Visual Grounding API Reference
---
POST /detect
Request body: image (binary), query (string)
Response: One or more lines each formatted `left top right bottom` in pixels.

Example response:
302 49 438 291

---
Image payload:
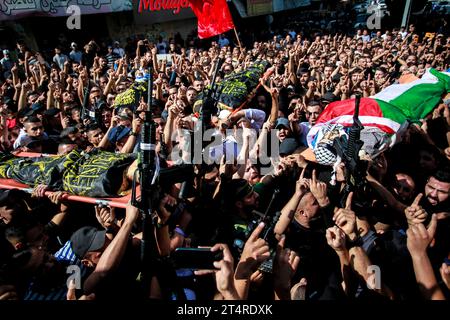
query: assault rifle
332 93 369 213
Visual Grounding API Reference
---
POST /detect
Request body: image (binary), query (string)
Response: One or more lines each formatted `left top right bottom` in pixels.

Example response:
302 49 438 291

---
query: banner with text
0 0 133 21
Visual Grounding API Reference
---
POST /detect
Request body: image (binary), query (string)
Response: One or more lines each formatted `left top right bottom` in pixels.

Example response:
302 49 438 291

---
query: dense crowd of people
0 21 449 301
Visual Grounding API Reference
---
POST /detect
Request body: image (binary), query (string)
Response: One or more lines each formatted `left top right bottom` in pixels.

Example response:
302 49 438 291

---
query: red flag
189 0 235 39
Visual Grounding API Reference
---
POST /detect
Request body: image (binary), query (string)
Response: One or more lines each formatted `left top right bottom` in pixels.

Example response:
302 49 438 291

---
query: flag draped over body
308 68 450 165
189 0 235 39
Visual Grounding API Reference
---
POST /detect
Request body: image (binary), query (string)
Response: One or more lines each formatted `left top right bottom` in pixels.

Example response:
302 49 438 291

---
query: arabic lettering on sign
0 0 114 16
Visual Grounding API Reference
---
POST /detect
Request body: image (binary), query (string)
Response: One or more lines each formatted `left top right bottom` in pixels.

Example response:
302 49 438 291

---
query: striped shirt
23 241 89 300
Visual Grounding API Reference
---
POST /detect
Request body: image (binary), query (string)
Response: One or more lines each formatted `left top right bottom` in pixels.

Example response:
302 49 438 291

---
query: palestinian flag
307 68 450 150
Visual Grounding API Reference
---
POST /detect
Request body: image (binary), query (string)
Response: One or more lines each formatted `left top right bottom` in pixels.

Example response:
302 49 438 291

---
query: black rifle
81 85 90 122
200 58 224 133
234 189 281 274
332 93 369 211
131 67 190 300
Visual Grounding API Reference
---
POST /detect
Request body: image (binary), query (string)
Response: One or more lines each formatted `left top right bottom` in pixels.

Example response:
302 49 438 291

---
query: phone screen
172 248 223 270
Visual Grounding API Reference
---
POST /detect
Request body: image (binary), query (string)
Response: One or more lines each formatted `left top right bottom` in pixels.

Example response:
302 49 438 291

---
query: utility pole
401 0 412 27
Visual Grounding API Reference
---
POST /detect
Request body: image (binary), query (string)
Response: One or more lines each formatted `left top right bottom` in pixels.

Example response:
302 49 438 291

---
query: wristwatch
129 131 139 137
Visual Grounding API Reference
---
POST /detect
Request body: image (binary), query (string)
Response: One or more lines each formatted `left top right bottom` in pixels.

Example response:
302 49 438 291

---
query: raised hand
406 214 438 257
326 225 347 253
309 170 329 207
333 192 357 241
404 193 428 226
95 205 116 229
209 243 239 299
295 167 310 196
273 235 300 298
236 222 271 279
439 262 450 290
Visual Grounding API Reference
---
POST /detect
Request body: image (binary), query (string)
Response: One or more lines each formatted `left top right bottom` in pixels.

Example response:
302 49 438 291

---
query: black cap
31 103 45 113
44 108 61 117
279 137 299 156
70 226 107 259
17 107 31 118
321 92 338 104
226 178 254 202
0 189 27 206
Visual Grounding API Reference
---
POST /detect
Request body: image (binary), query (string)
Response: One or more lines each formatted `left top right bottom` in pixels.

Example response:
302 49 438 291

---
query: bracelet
174 226 186 237
346 235 363 249
105 226 117 235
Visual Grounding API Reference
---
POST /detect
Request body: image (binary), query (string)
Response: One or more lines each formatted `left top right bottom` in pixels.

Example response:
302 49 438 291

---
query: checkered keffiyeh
313 123 345 166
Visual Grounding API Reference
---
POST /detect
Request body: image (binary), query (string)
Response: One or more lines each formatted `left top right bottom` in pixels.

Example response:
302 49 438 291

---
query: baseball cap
3 49 9 55
31 103 45 113
24 138 42 149
44 108 61 117
321 92 338 104
70 42 77 48
226 178 254 202
279 137 299 156
0 189 26 206
275 117 290 129
70 226 107 259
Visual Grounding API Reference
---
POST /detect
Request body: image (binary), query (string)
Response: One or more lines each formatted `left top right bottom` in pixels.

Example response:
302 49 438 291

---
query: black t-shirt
92 239 142 300
285 219 339 299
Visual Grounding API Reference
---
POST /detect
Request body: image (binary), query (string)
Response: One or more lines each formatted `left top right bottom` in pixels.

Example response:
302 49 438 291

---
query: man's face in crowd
244 164 260 185
295 192 320 228
393 173 416 203
186 89 197 105
89 87 102 105
28 94 39 105
101 110 112 128
0 204 14 224
257 95 267 109
375 69 385 80
193 80 204 92
154 117 166 139
299 72 309 86
308 54 317 66
62 91 74 103
324 66 333 78
359 57 367 68
406 55 417 66
168 87 178 98
100 57 108 68
116 83 127 94
87 128 104 146
24 121 44 138
419 150 437 173
236 190 259 216
276 125 290 142
99 77 108 89
425 177 450 206
306 105 322 126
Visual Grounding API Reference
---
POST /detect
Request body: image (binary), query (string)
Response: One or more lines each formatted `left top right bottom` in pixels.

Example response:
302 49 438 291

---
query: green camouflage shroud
113 81 148 110
194 60 269 112
0 150 136 197
62 150 135 197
